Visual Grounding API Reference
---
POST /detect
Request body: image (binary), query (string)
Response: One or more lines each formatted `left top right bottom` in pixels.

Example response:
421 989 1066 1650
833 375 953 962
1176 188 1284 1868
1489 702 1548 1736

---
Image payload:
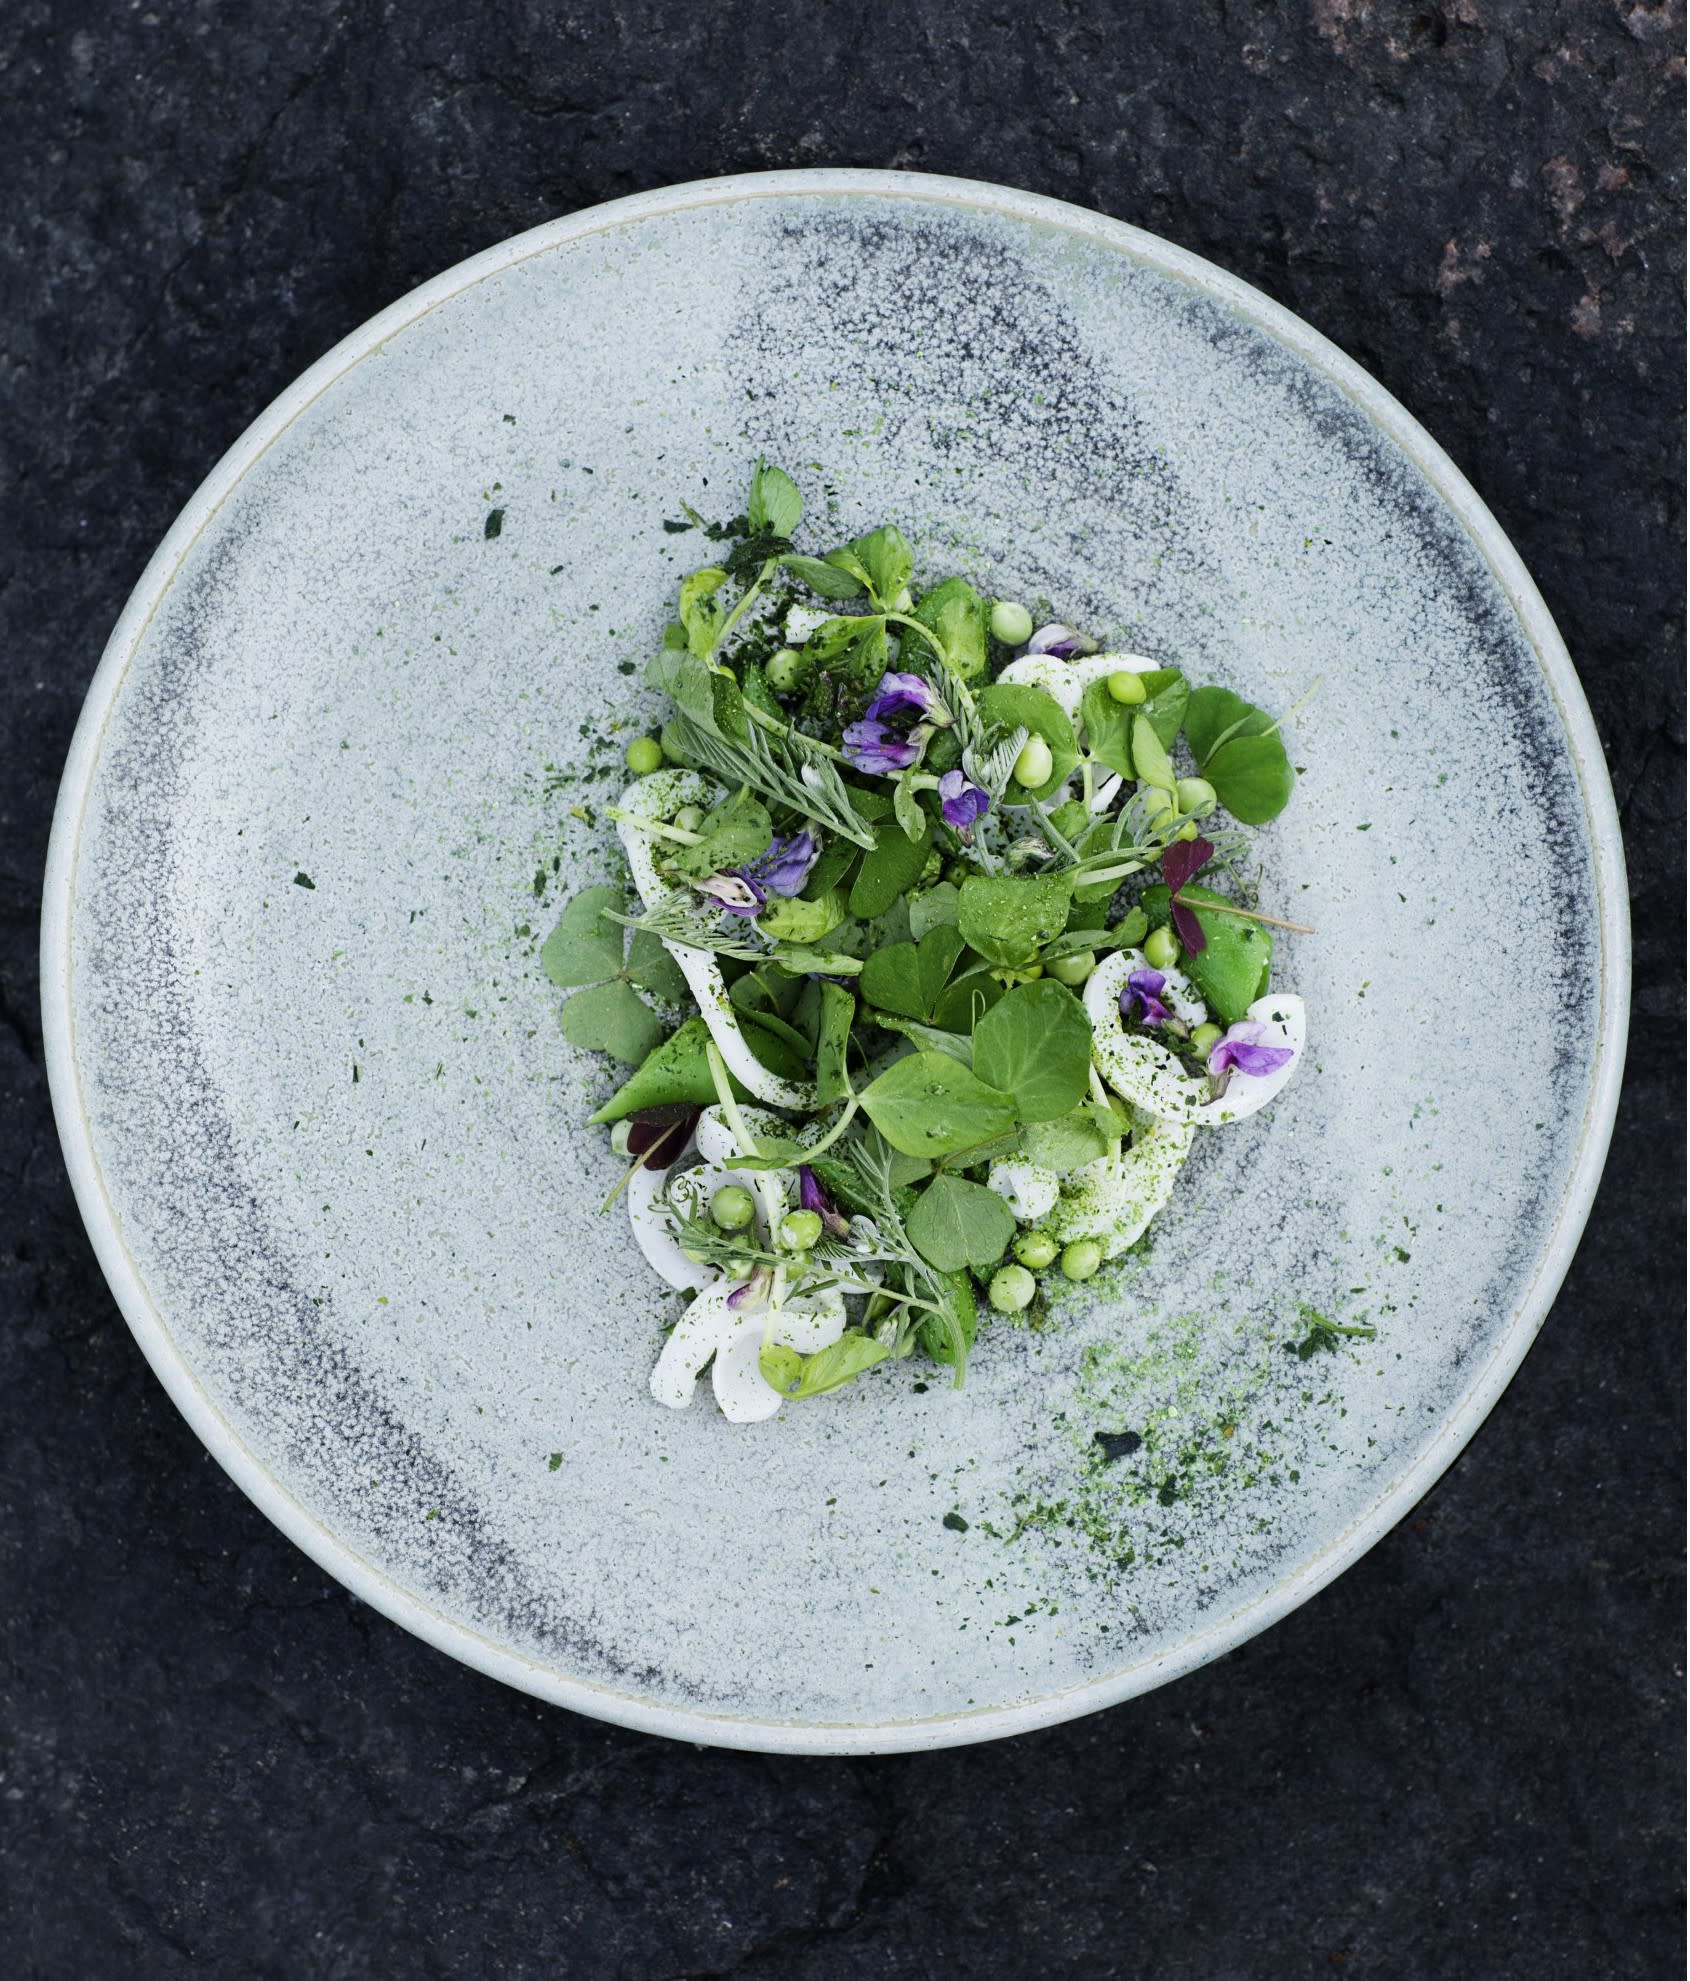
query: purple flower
843 672 950 776
1119 968 1173 1028
693 872 767 918
938 770 990 834
1207 1021 1294 1088
1028 622 1098 659
727 1266 773 1312
798 1165 849 1239
863 671 950 727
742 829 818 899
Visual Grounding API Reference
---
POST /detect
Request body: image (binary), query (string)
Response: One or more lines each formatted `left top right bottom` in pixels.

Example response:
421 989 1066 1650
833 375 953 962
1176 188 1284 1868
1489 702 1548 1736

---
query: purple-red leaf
1161 835 1215 956
626 1104 701 1170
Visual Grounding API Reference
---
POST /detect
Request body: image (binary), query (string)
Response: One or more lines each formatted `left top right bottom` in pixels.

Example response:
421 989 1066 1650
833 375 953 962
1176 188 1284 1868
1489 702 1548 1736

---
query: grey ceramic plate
43 171 1627 1753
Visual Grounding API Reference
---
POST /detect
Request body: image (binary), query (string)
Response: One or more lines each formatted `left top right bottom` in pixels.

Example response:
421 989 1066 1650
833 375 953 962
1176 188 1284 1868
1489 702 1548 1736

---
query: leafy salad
542 460 1310 1421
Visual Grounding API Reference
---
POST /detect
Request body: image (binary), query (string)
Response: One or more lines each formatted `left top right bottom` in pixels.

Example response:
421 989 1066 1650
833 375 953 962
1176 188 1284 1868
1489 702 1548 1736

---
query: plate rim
39 167 1631 1755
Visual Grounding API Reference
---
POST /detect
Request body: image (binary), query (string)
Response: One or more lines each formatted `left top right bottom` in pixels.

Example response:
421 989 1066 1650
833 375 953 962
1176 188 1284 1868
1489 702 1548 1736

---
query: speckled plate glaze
42 172 1628 1753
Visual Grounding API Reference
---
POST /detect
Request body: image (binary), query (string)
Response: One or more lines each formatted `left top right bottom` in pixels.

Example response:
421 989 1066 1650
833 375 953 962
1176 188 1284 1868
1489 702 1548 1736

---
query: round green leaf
858 1051 1017 1158
971 979 1094 1122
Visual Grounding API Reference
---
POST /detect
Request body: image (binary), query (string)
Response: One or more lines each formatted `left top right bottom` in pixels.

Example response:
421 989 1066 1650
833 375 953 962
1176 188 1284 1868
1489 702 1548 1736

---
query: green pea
1060 1239 1103 1283
1175 775 1216 817
1012 735 1054 788
1143 926 1181 972
1190 1022 1224 1058
1013 1230 1059 1270
944 861 972 886
625 736 664 776
1107 669 1148 705
779 1208 823 1252
673 805 705 834
1046 950 1095 986
1173 820 1200 842
989 600 1034 646
1140 786 1177 829
709 1185 756 1232
766 647 805 692
988 1264 1037 1314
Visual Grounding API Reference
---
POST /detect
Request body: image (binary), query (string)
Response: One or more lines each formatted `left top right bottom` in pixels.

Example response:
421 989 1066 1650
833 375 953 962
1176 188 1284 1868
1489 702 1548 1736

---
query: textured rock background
1 3 1682 1975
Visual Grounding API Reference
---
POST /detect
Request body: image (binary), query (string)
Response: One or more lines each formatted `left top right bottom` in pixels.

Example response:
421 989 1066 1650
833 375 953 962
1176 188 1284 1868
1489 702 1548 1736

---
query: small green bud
988 1264 1038 1313
989 600 1034 646
1046 950 1095 986
709 1185 756 1232
1060 1239 1103 1283
780 1209 823 1252
766 647 805 692
1013 1230 1059 1270
1012 736 1055 788
1143 926 1181 972
625 736 664 776
673 805 705 834
1175 775 1217 817
1107 669 1148 705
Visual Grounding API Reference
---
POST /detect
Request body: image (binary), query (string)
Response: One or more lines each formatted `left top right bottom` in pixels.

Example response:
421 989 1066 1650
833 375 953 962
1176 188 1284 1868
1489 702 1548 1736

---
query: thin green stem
1183 897 1315 935
744 700 848 762
604 808 703 845
705 1038 759 1157
713 560 774 650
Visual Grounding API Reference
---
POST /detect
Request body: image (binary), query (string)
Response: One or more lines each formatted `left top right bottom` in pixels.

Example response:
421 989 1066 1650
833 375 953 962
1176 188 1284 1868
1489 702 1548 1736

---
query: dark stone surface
1 2 1681 1974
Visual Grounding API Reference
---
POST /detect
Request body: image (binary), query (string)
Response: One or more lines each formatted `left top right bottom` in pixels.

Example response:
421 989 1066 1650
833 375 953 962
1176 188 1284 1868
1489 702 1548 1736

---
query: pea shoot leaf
971 979 1094 1121
860 924 967 1022
909 575 987 680
589 1016 754 1121
907 1173 1015 1272
841 525 913 609
929 963 1005 1033
956 870 1073 969
747 458 802 539
1183 686 1295 824
780 553 862 600
908 881 960 938
1020 1107 1117 1172
814 982 855 1105
762 1328 891 1398
859 1051 1017 1158
917 1270 979 1373
848 816 931 919
1131 713 1177 793
678 568 728 657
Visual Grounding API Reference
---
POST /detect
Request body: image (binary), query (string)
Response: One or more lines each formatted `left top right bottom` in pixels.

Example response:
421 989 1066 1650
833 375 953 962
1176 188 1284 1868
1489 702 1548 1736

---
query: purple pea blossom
1119 968 1174 1028
798 1165 849 1239
694 830 819 919
843 671 951 776
1027 623 1098 660
938 770 990 834
1206 1021 1294 1089
727 1265 773 1312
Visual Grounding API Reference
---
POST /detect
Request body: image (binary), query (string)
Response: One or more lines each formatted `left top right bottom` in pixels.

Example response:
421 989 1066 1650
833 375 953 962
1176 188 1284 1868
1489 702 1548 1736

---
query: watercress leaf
977 683 1080 800
785 1328 891 1397
740 657 783 721
558 980 666 1065
678 567 728 657
780 553 862 600
540 886 626 987
908 881 960 938
910 575 987 681
624 926 688 1002
930 964 1005 1033
747 458 802 539
814 982 855 1105
893 767 927 843
848 818 931 919
971 978 1093 1121
956 870 1074 969
1113 905 1150 948
859 1052 1017 1158
1020 1108 1115 1172
847 525 914 609
666 788 774 879
917 1269 978 1372
1204 733 1295 825
907 1173 1016 1273
759 890 847 946
801 612 874 663
1140 881 1274 1024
